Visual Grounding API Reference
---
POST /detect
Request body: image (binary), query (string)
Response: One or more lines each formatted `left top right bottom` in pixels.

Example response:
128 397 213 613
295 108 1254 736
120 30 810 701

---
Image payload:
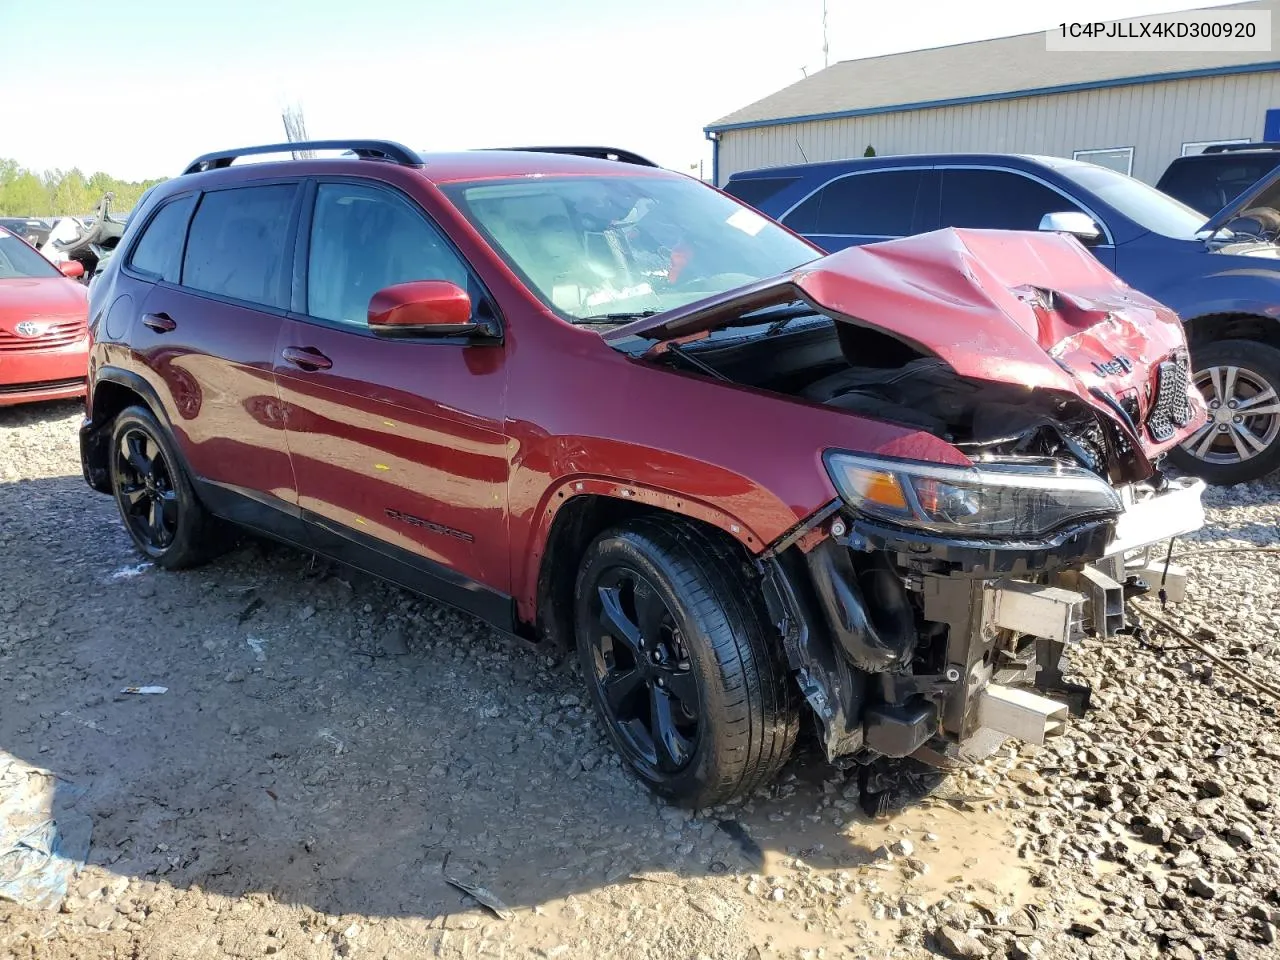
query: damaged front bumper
760 474 1205 767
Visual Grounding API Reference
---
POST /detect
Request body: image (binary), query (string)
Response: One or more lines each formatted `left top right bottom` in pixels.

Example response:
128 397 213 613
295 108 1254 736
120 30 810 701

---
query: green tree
863 145 876 157
0 172 50 216
0 158 168 217
87 171 114 197
51 168 89 216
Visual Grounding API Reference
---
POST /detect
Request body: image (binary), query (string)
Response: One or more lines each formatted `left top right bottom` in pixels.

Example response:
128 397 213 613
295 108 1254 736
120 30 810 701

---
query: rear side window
723 176 800 213
783 170 923 236
306 182 471 328
940 169 1083 231
181 185 297 308
128 195 195 282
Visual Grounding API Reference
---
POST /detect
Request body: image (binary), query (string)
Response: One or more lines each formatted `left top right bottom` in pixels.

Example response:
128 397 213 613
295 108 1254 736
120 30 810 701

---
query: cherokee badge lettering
384 508 474 542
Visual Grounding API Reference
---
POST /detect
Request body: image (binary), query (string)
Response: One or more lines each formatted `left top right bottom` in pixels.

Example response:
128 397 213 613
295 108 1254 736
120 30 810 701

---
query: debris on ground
443 876 514 920
0 753 92 911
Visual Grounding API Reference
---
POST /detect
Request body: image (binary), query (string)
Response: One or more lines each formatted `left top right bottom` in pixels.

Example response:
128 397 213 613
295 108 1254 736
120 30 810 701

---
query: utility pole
823 0 829 69
282 104 315 160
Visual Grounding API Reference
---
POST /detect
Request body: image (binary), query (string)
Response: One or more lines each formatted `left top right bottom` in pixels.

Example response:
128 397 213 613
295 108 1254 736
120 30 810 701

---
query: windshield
442 174 818 321
1055 163 1206 239
0 234 60 280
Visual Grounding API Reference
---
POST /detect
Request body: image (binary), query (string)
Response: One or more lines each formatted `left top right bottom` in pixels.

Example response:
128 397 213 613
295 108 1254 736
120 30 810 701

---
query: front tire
574 518 799 807
109 405 224 569
1169 339 1280 485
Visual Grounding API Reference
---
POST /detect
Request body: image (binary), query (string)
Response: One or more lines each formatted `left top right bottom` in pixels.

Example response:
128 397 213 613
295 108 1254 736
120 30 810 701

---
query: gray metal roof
708 0 1280 131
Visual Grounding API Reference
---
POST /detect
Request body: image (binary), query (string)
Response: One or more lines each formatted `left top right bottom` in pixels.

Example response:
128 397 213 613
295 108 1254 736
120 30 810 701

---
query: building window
1181 139 1250 156
1072 147 1134 175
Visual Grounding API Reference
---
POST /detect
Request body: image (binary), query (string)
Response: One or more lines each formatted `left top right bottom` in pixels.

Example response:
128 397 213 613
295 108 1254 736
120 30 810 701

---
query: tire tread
576 516 800 806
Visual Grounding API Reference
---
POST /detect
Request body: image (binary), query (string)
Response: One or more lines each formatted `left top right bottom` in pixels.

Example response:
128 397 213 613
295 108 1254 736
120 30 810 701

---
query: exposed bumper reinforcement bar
977 683 1069 745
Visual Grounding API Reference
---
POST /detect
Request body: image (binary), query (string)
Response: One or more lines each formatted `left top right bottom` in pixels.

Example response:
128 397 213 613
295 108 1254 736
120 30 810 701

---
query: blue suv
725 154 1280 485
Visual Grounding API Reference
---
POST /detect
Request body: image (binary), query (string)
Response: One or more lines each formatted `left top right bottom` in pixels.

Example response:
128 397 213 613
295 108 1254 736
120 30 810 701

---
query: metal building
706 0 1280 186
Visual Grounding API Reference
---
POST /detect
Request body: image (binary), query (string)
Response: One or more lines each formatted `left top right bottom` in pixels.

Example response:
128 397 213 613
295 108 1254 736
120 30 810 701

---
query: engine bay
664 314 1121 479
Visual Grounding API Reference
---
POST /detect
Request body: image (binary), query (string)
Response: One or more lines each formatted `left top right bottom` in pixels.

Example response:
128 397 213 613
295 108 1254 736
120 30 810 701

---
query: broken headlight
824 453 1123 538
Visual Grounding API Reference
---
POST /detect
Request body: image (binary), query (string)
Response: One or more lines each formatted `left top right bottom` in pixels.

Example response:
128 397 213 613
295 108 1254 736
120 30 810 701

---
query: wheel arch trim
519 478 765 628
81 367 189 494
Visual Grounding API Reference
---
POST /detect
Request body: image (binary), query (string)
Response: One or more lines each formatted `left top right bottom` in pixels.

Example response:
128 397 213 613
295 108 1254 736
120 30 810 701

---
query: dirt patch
2 400 1278 959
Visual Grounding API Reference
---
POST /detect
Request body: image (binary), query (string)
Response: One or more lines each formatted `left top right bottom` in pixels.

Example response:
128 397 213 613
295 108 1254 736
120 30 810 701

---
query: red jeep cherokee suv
81 140 1207 806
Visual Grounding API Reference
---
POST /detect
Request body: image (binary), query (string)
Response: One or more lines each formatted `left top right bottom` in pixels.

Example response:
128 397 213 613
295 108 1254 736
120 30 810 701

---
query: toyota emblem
13 321 44 338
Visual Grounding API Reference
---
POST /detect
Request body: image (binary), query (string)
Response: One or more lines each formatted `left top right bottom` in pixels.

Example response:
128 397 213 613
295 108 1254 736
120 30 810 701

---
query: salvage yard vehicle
39 193 128 286
0 217 52 248
1156 142 1280 216
726 153 1280 485
81 140 1206 805
0 225 90 406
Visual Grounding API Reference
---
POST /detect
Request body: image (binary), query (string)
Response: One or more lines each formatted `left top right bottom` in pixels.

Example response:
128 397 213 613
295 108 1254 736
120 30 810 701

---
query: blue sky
0 0 1239 180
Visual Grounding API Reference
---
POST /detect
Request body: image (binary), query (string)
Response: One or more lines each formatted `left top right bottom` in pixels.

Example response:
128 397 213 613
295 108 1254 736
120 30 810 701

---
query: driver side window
939 169 1087 231
307 183 470 328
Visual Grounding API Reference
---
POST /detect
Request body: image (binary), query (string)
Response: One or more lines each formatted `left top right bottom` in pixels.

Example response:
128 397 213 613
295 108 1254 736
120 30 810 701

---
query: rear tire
1168 339 1280 485
574 517 799 807
109 405 225 569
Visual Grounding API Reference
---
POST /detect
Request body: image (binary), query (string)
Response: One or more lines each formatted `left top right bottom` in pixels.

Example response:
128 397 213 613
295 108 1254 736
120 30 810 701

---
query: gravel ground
1 399 1277 960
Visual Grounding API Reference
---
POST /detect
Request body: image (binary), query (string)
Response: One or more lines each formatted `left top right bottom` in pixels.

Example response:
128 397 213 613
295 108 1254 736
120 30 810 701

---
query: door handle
281 346 333 371
141 312 177 333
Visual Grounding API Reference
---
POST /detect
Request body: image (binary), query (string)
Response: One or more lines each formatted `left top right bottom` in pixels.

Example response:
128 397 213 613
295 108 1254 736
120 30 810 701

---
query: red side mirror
58 260 85 279
367 281 476 337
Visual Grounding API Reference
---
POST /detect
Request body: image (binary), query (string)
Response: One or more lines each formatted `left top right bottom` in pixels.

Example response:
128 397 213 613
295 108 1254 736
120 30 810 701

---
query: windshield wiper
732 301 819 335
575 310 661 324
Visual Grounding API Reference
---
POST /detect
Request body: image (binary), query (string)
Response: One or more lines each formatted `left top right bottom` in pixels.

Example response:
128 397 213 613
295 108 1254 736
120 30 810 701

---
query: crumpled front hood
606 228 1207 468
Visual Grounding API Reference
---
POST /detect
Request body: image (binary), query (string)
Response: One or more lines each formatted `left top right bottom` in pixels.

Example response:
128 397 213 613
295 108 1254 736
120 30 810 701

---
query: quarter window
939 169 1085 231
181 185 297 309
128 195 196 282
723 176 800 212
307 183 470 328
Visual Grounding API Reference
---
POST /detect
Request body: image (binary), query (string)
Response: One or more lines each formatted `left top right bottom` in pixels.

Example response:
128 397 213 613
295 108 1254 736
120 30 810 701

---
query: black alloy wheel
115 426 179 553
108 405 225 569
574 518 799 806
588 566 701 775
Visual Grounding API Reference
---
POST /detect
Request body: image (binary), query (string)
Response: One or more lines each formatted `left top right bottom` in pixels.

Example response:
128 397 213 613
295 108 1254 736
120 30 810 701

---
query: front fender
1153 268 1280 329
514 464 803 625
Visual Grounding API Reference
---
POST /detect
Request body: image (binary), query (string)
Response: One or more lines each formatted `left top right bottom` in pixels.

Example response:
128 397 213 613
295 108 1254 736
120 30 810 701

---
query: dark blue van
725 154 1280 485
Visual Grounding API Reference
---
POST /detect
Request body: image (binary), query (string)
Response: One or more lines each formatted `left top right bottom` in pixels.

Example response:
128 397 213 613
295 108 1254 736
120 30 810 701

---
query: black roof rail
485 146 659 167
1200 142 1280 154
181 140 420 175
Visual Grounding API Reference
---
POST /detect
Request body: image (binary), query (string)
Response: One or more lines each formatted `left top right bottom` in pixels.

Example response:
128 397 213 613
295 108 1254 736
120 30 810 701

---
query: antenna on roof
822 0 829 68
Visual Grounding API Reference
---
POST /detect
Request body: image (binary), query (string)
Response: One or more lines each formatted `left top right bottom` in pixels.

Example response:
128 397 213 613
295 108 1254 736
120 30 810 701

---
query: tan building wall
716 72 1280 185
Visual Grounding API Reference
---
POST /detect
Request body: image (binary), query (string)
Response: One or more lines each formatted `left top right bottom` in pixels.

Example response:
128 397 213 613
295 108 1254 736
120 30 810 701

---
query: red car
80 140 1207 806
0 226 89 406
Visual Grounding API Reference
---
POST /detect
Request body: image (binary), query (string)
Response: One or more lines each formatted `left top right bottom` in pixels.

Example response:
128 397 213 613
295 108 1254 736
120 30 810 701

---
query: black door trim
192 479 517 634
302 509 517 633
